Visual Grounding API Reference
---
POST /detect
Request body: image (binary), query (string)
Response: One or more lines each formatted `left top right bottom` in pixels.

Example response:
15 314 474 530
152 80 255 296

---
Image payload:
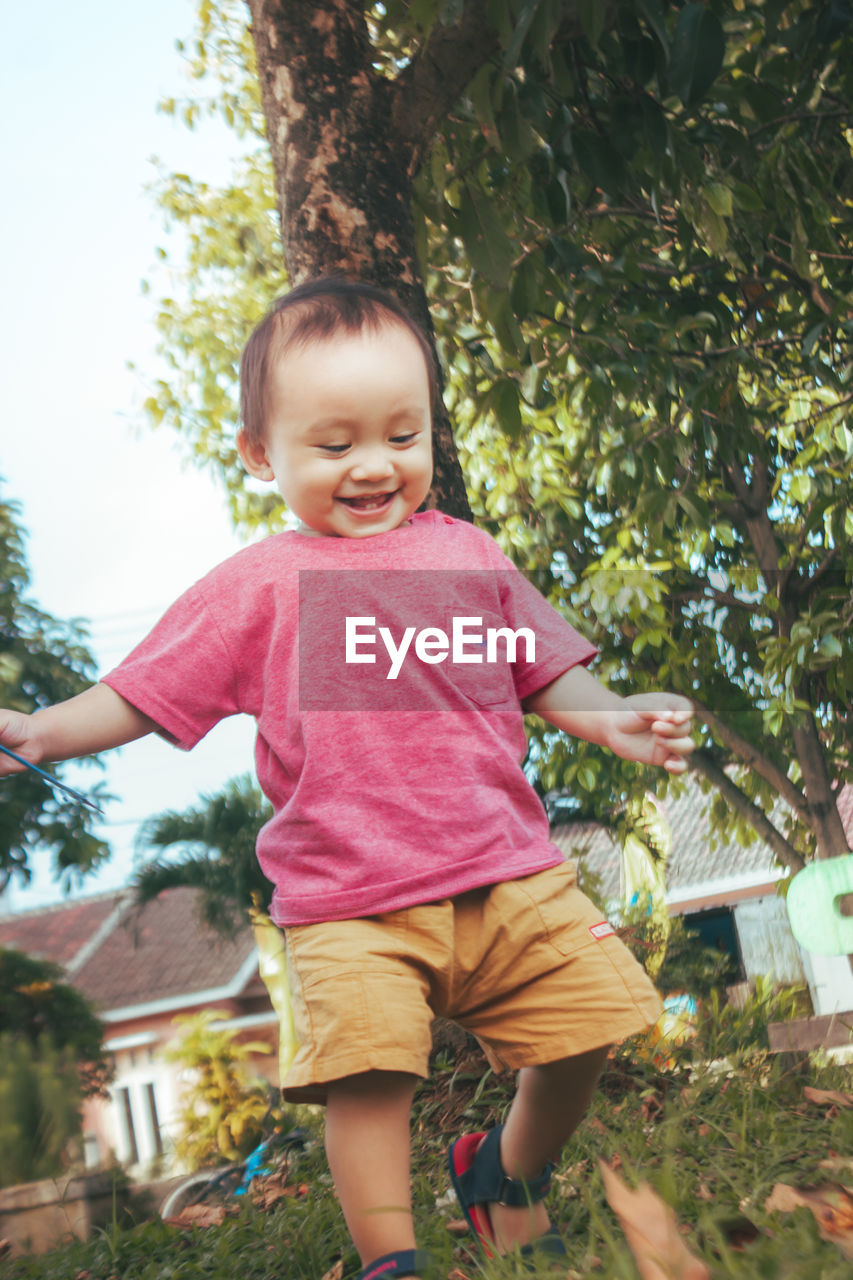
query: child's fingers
651 717 693 738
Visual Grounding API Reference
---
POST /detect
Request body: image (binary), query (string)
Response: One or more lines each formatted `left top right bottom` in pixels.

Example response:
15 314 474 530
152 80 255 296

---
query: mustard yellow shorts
282 861 662 1104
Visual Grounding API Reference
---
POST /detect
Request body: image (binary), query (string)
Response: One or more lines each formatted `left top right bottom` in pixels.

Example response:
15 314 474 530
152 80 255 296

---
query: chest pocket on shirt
442 608 519 708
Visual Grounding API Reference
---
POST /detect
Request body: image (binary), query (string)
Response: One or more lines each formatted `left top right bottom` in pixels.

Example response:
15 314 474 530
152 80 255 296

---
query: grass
4 1038 853 1278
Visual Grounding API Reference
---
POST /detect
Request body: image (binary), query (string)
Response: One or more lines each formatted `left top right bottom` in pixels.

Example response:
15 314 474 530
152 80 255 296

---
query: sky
1 0 260 912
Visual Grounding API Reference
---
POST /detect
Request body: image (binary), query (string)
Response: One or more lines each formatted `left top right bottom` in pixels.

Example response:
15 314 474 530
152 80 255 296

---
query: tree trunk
245 0 476 518
723 453 850 858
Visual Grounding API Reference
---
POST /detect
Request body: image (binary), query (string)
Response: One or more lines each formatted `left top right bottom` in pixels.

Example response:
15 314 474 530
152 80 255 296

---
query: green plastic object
786 855 853 955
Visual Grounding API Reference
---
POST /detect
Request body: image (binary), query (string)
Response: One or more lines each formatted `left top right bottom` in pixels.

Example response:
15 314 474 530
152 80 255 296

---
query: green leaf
705 181 733 218
572 129 627 195
578 762 599 791
637 0 670 57
669 4 726 106
731 180 764 213
496 78 539 160
489 378 523 439
640 96 668 164
788 473 813 504
802 321 826 357
505 0 542 66
578 0 606 48
457 183 515 287
468 64 498 140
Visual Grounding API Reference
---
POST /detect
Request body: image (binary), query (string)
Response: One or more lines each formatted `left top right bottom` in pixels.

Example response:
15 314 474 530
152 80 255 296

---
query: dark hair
239 277 439 444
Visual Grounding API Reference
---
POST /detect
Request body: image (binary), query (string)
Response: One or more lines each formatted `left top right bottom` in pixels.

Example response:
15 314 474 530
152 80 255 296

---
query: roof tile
0 886 256 1015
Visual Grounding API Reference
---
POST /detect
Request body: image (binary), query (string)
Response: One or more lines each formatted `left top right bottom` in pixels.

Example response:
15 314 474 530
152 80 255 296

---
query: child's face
239 321 434 538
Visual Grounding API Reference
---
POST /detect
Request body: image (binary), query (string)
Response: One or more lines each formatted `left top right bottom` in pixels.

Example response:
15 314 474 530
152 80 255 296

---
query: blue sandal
448 1126 566 1263
355 1249 435 1280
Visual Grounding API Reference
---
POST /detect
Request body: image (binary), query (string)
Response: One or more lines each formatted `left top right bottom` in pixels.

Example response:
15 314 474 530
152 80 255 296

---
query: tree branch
690 750 805 873
391 0 500 176
692 701 809 817
670 587 765 616
720 455 784 581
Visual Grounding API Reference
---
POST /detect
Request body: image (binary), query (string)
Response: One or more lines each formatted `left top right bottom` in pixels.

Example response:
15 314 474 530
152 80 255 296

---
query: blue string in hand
0 742 104 815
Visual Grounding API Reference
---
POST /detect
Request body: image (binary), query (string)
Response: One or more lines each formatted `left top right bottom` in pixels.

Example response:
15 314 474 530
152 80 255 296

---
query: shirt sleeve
101 584 242 750
487 543 598 702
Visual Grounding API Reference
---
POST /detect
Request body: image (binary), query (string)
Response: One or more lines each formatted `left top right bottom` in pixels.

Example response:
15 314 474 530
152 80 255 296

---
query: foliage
140 0 853 871
690 974 809 1063
0 947 113 1097
134 778 298 1085
0 487 110 890
7 1044 853 1277
433 0 853 868
0 1032 83 1188
133 774 272 937
164 1010 276 1168
621 912 739 1000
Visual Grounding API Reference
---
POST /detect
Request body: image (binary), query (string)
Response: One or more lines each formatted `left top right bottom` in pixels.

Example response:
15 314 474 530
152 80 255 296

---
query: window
116 1086 139 1165
681 906 744 980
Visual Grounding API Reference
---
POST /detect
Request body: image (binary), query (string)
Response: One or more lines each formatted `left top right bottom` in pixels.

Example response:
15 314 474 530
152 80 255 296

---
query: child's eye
317 443 350 455
390 432 418 445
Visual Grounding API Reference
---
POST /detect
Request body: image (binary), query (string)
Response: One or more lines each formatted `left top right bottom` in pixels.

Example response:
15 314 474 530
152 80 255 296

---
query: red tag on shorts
589 921 615 939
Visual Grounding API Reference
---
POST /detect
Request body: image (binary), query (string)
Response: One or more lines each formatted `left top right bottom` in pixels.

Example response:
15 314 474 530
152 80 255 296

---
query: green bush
0 1033 83 1187
164 1011 280 1168
620 913 740 999
0 946 113 1096
692 974 807 1062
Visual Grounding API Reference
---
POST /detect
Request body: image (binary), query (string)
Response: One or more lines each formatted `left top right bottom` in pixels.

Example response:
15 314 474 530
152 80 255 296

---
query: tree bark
690 751 805 874
722 452 849 858
691 700 808 818
245 0 491 520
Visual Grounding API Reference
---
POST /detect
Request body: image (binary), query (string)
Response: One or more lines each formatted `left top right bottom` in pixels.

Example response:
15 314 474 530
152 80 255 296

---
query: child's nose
349 446 395 481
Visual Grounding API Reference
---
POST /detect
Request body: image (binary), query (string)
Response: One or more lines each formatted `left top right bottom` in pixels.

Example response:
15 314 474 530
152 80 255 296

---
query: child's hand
607 693 694 773
0 710 41 774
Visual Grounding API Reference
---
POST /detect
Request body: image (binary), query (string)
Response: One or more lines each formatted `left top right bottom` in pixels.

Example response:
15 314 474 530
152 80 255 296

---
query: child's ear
237 429 274 481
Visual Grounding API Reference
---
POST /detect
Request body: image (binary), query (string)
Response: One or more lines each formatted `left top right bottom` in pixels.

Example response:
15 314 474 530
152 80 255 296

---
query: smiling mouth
337 491 397 511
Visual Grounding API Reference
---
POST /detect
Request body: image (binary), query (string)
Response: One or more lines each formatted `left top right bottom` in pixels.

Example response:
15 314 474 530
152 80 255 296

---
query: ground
4 1019 853 1277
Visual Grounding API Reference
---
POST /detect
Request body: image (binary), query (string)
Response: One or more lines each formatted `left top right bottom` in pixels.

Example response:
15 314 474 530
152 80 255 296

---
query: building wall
82 1002 279 1175
732 896 807 987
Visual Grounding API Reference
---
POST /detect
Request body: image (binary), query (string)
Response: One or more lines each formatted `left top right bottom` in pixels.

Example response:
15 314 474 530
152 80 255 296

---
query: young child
0 279 693 1278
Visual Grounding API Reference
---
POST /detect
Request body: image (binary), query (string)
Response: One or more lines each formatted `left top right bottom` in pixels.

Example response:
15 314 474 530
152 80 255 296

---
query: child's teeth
350 495 386 508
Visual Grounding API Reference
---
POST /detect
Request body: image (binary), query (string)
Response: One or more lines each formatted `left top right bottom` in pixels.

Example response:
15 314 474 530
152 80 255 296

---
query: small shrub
692 974 806 1062
620 913 739 998
0 1033 83 1187
164 1010 280 1168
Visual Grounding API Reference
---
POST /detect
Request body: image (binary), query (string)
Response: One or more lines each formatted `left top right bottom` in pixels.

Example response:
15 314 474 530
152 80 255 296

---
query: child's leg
325 1070 419 1269
489 1045 610 1252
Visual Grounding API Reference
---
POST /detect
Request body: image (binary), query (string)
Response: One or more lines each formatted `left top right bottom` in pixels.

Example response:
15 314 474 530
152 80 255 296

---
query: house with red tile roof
0 887 276 1174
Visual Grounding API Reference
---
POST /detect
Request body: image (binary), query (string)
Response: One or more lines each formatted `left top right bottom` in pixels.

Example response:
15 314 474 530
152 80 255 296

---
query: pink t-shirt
103 511 596 925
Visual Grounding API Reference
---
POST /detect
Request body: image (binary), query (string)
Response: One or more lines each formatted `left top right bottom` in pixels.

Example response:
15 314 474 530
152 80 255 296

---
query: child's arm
0 684 157 773
524 665 694 774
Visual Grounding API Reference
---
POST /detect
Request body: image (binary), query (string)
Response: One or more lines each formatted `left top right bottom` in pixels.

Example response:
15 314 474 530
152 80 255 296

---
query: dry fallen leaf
445 1218 470 1236
803 1087 853 1109
319 1260 344 1280
599 1160 711 1280
765 1182 853 1257
251 1171 310 1210
164 1202 228 1229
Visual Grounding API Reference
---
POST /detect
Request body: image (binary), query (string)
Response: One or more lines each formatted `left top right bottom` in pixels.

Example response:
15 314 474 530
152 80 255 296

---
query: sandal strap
519 1227 568 1260
356 1249 434 1280
458 1126 554 1209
